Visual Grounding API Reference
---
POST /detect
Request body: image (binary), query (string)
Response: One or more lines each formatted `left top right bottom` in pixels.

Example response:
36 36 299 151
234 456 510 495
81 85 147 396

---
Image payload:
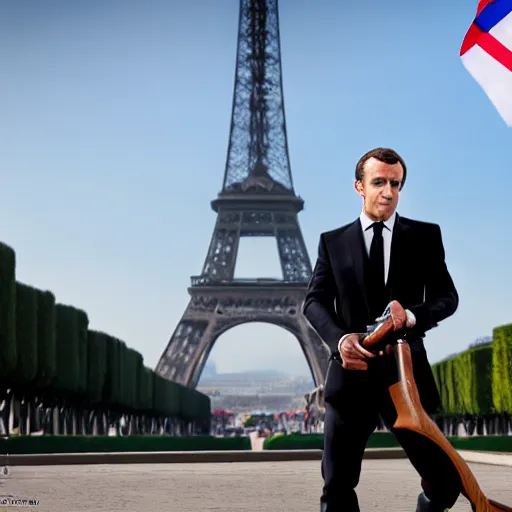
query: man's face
354 157 404 221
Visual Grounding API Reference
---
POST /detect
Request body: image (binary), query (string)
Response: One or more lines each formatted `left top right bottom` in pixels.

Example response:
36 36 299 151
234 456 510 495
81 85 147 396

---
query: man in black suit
303 148 461 512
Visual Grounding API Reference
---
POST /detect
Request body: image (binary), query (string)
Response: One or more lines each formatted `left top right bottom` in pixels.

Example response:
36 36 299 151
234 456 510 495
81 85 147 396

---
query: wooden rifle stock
360 314 511 512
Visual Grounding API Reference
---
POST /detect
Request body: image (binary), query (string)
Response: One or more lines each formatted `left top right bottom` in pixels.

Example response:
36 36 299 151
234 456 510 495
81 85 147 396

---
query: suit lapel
344 219 371 316
387 213 408 298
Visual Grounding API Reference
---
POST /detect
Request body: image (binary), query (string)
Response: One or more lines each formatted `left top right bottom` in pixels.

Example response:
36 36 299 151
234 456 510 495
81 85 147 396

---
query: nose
382 182 393 199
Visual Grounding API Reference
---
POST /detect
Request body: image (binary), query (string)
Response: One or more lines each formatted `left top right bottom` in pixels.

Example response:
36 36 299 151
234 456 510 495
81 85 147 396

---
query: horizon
202 332 493 380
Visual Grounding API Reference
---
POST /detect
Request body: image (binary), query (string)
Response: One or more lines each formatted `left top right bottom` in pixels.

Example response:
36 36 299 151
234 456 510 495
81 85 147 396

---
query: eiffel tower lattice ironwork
155 0 329 387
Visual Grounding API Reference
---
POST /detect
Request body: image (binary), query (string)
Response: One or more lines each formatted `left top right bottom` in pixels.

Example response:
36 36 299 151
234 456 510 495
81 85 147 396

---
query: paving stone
1 459 511 511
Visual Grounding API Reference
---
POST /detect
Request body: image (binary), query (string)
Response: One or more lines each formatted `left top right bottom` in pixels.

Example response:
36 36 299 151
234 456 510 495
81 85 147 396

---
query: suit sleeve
302 234 347 354
408 224 458 336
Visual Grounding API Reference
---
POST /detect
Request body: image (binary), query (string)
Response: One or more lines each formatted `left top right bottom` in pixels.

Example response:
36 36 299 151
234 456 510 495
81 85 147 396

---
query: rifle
361 307 511 512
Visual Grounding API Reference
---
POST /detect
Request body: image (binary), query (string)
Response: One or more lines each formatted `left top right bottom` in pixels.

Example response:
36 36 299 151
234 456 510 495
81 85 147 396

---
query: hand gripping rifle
361 306 511 512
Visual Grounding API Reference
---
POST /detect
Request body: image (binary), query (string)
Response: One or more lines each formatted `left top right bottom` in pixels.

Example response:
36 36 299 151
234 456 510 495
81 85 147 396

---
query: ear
354 179 364 198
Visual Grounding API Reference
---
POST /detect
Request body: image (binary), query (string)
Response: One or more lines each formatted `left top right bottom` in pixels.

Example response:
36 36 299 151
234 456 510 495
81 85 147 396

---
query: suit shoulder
399 216 441 233
319 221 356 242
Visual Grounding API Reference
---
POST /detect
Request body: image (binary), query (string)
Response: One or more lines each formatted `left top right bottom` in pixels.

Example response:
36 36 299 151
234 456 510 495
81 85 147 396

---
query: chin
379 208 394 220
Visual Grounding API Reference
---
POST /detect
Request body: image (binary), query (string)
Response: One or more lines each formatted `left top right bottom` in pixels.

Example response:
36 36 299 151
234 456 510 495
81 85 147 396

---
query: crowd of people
209 386 326 437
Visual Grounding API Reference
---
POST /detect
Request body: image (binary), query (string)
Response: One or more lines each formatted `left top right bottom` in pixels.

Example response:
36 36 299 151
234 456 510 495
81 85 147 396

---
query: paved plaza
1 459 511 511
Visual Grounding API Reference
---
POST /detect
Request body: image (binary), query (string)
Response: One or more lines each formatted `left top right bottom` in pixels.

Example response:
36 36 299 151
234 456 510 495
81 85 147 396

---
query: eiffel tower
155 0 329 388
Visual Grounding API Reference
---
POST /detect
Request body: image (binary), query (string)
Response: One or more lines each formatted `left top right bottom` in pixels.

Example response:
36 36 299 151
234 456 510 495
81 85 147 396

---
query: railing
190 276 307 287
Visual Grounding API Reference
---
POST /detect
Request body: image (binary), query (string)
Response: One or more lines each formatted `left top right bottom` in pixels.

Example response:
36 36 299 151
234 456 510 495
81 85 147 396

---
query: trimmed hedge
263 432 400 450
445 358 456 415
431 331 511 418
492 324 512 414
264 433 512 453
0 239 211 425
104 334 122 408
76 308 89 397
453 350 472 415
0 435 250 454
450 435 512 452
472 345 493 415
87 330 108 405
35 290 56 389
15 282 38 386
139 366 154 414
55 304 81 397
153 373 181 418
0 243 16 381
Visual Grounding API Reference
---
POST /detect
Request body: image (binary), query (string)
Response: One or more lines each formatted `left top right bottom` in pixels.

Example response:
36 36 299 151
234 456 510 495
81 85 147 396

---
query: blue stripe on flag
476 0 512 32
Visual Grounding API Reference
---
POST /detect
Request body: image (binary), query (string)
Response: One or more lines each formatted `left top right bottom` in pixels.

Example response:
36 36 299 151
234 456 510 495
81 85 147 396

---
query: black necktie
369 221 385 296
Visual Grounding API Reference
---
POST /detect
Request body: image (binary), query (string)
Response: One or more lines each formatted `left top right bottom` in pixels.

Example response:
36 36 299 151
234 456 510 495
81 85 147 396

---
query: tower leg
156 296 218 385
276 224 312 282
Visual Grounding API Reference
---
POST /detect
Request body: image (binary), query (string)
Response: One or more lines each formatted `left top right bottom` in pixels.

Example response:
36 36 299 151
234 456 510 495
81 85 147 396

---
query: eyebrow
371 176 401 182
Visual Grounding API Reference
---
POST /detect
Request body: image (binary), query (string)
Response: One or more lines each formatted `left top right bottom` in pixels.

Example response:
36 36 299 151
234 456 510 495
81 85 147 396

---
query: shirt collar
359 209 396 232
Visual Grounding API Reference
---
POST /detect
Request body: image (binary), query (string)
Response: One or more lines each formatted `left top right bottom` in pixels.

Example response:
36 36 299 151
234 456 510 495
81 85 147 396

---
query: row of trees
0 242 211 436
431 325 512 436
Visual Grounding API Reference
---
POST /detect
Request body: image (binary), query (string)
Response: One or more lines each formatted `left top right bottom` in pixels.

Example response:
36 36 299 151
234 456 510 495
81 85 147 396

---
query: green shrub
0 243 16 381
492 324 512 414
35 290 56 389
14 282 38 386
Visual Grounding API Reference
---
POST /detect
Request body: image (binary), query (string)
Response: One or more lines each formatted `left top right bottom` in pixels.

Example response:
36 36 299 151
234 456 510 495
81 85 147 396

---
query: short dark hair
355 147 407 190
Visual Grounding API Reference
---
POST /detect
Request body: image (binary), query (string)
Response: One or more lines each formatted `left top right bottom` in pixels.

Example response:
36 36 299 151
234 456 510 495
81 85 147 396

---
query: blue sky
1 0 511 379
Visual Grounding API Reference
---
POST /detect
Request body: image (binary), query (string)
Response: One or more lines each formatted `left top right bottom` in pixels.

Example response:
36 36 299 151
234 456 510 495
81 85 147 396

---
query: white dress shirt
359 210 396 285
338 210 415 351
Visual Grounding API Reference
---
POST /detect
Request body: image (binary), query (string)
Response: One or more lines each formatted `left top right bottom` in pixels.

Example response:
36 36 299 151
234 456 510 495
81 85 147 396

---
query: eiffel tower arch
155 0 330 388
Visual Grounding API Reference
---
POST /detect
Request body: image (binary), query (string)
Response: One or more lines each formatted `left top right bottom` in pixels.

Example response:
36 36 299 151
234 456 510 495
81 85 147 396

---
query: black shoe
416 492 450 512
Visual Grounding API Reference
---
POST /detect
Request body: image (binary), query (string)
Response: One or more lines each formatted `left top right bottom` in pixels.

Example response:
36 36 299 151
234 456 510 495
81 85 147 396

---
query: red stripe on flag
460 23 483 55
477 0 496 16
478 31 512 71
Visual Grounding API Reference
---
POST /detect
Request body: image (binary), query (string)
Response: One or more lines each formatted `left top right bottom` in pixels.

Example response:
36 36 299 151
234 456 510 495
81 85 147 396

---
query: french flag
460 0 512 126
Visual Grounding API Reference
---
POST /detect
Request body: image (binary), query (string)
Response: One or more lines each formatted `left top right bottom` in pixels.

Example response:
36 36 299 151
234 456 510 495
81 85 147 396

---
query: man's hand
338 334 375 370
373 301 416 357
389 300 415 330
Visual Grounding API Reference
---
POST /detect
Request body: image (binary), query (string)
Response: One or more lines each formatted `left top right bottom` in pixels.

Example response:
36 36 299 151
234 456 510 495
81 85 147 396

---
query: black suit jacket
302 214 458 415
